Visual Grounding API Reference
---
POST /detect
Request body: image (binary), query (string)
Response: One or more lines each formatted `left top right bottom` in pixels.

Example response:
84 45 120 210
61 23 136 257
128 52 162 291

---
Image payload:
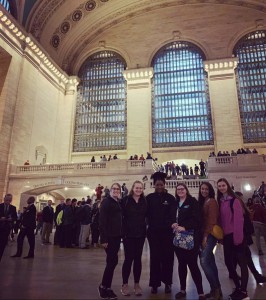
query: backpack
56 210 64 226
229 198 254 237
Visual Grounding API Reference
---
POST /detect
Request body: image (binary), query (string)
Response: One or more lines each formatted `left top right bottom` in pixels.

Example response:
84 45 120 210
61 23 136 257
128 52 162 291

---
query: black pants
91 223 100 244
54 225 62 245
60 224 73 248
223 233 249 290
101 236 121 288
225 240 260 279
16 227 35 257
175 247 204 294
122 237 145 284
147 228 174 287
0 228 9 261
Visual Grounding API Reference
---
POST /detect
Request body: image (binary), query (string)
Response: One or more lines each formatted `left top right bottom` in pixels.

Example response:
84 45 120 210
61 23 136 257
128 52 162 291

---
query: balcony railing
207 154 266 172
11 159 157 177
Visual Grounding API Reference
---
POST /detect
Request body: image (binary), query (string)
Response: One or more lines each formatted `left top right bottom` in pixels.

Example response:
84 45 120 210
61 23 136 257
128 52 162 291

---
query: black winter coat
99 196 123 244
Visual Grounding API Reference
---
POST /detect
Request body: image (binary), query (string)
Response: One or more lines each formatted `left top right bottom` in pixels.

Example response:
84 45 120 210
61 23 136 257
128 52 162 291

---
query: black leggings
122 237 145 284
223 233 249 290
175 247 204 294
101 237 121 288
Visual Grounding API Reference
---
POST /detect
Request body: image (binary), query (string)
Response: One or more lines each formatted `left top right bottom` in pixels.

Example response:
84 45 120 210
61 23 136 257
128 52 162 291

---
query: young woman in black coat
146 172 177 295
120 180 147 296
98 183 123 300
172 183 205 300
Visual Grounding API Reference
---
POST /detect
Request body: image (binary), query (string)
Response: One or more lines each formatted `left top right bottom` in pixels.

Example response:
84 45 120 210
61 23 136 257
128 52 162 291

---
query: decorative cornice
0 9 73 91
204 58 238 80
204 58 238 72
123 68 153 81
65 76 80 95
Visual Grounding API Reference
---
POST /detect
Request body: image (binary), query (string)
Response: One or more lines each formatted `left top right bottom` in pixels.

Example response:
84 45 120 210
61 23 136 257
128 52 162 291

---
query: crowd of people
158 159 207 179
90 154 119 162
209 148 258 157
128 152 153 160
1 176 266 300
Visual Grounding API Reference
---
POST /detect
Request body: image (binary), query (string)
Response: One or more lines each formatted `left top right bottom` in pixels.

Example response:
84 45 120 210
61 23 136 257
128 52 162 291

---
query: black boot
255 274 266 284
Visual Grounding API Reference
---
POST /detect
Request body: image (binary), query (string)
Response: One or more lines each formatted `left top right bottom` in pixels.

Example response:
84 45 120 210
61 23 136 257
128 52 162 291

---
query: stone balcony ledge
9 159 158 178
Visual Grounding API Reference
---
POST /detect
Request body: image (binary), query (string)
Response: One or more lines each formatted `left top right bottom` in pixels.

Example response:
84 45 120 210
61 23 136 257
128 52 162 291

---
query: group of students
97 172 266 300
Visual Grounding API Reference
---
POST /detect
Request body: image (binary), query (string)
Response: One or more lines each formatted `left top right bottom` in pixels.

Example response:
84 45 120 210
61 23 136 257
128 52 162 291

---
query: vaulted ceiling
20 0 266 75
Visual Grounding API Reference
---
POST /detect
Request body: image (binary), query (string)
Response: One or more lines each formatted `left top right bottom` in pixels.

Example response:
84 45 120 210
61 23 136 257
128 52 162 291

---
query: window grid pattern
152 42 213 148
73 51 127 152
0 0 10 11
234 30 266 143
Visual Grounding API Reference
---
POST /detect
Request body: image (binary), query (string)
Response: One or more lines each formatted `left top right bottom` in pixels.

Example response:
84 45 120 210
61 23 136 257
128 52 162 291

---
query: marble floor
0 233 266 300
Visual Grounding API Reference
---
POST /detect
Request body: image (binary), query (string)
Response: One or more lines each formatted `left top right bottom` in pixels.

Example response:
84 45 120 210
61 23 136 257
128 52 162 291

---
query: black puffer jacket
99 196 123 244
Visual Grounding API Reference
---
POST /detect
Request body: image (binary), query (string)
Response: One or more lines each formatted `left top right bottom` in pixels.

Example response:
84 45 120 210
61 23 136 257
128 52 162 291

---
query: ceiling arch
24 0 266 74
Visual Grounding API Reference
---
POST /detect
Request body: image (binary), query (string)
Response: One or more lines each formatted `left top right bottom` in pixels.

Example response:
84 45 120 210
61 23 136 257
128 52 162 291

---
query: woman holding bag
172 183 205 300
198 182 222 300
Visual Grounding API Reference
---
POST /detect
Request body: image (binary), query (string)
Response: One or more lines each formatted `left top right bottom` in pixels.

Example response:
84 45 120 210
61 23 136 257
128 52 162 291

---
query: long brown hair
129 180 144 198
217 178 243 208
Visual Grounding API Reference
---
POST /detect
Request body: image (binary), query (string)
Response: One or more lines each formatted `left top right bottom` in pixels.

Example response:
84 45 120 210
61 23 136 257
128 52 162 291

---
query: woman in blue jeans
198 182 222 300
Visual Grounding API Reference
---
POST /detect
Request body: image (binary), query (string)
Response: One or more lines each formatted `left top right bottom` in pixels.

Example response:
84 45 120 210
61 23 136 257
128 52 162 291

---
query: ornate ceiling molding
59 0 266 73
50 0 108 49
26 0 67 40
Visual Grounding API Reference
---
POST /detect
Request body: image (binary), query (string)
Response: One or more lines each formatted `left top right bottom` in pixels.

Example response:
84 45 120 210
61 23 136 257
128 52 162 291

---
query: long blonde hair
129 180 144 198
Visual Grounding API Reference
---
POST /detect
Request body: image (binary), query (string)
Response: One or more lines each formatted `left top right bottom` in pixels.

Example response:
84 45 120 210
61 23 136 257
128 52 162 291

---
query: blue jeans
200 234 220 290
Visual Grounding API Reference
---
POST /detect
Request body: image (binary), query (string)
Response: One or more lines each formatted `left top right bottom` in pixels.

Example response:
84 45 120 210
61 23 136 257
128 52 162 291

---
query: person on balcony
139 154 145 161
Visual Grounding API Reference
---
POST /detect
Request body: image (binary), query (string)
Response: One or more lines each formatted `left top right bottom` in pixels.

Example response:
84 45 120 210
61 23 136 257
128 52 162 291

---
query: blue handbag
173 229 194 250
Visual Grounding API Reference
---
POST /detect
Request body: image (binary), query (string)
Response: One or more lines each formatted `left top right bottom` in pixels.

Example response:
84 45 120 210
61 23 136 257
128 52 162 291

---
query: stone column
0 50 14 200
54 76 79 163
123 68 153 158
204 58 243 152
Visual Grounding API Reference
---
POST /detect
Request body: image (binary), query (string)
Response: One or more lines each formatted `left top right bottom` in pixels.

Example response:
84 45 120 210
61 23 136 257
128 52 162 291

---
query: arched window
73 51 127 152
234 30 266 143
0 0 17 18
0 0 10 12
151 41 213 148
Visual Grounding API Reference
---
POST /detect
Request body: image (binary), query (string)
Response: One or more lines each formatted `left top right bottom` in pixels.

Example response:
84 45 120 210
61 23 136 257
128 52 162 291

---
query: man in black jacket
0 194 17 261
11 196 36 259
41 200 54 244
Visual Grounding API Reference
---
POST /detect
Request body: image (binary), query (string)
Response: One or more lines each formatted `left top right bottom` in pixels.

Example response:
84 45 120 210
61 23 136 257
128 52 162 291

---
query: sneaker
205 290 212 298
175 291 186 299
98 285 109 299
229 288 240 300
255 274 266 284
121 284 130 296
134 283 142 296
229 289 249 300
106 289 117 300
165 284 171 294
